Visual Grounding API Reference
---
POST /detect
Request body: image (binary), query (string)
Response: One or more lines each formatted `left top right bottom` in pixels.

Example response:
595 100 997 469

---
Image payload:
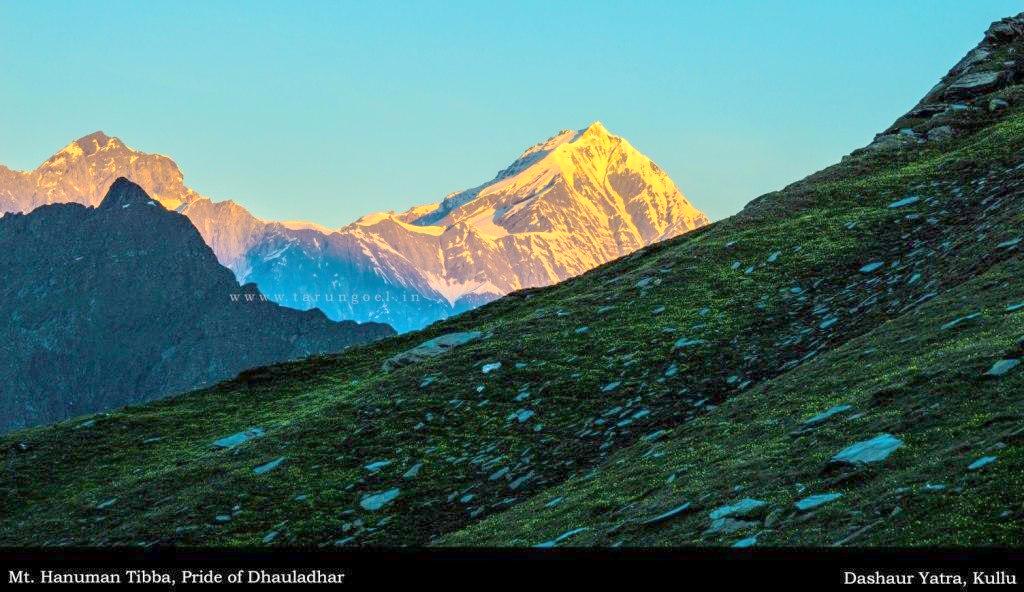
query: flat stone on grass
985 359 1020 377
382 331 482 371
709 498 767 521
533 527 588 548
360 488 400 511
794 493 843 511
830 433 903 466
253 457 286 475
803 404 852 428
641 502 693 525
212 427 265 450
967 456 997 471
888 196 920 209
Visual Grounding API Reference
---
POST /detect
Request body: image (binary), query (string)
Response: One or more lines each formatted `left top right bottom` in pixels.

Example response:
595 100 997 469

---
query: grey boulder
830 433 903 466
382 331 483 371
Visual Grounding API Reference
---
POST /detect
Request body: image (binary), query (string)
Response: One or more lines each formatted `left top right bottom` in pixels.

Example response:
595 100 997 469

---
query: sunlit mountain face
0 123 707 332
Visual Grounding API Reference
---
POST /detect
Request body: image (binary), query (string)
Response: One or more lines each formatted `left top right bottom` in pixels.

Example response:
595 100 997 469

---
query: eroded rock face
986 15 1024 42
0 179 394 433
944 71 1003 99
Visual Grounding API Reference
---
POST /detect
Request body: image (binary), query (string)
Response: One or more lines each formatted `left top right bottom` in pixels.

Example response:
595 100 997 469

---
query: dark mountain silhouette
0 178 394 432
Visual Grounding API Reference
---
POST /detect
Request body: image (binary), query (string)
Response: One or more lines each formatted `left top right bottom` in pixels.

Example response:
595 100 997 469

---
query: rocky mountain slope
2 14 1024 548
0 124 707 332
0 179 393 433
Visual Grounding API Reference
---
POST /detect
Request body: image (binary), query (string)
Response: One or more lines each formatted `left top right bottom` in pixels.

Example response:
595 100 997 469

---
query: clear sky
1 1 1020 225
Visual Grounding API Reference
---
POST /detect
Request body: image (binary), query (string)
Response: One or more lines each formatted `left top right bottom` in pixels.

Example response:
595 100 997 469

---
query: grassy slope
440 108 1024 547
443 257 1024 547
2 35 1024 549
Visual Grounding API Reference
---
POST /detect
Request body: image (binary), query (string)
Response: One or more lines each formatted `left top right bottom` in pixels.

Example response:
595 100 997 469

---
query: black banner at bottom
0 548 1021 589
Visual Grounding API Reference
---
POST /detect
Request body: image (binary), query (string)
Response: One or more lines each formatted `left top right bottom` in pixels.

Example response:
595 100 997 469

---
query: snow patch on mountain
280 220 337 234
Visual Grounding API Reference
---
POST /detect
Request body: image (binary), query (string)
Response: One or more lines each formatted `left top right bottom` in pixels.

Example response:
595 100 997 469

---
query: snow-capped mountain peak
2 131 202 213
0 123 708 332
414 123 610 227
411 122 705 250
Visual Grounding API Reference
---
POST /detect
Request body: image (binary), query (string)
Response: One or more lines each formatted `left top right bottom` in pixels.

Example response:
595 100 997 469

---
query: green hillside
2 14 1024 548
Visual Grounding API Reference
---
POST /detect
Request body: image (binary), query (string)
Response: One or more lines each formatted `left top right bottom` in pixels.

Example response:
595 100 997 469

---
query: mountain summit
0 124 707 331
0 132 203 214
414 121 705 250
97 176 158 209
238 122 708 330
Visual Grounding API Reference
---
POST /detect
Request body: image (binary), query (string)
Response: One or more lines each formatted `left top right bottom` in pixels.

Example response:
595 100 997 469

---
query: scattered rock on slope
830 434 903 466
382 331 483 371
213 428 266 450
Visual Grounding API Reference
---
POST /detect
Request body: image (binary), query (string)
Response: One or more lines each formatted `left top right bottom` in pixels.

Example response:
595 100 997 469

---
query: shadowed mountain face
0 178 394 433
0 124 707 332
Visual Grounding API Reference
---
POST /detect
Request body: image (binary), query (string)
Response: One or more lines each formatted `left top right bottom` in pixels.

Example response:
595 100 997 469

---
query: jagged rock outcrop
867 13 1024 150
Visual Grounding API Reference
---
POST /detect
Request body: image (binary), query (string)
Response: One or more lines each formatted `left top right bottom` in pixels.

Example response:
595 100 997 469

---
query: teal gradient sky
1 1 1020 226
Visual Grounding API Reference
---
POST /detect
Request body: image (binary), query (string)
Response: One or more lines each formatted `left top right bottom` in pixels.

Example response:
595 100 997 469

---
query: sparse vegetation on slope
2 13 1024 549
